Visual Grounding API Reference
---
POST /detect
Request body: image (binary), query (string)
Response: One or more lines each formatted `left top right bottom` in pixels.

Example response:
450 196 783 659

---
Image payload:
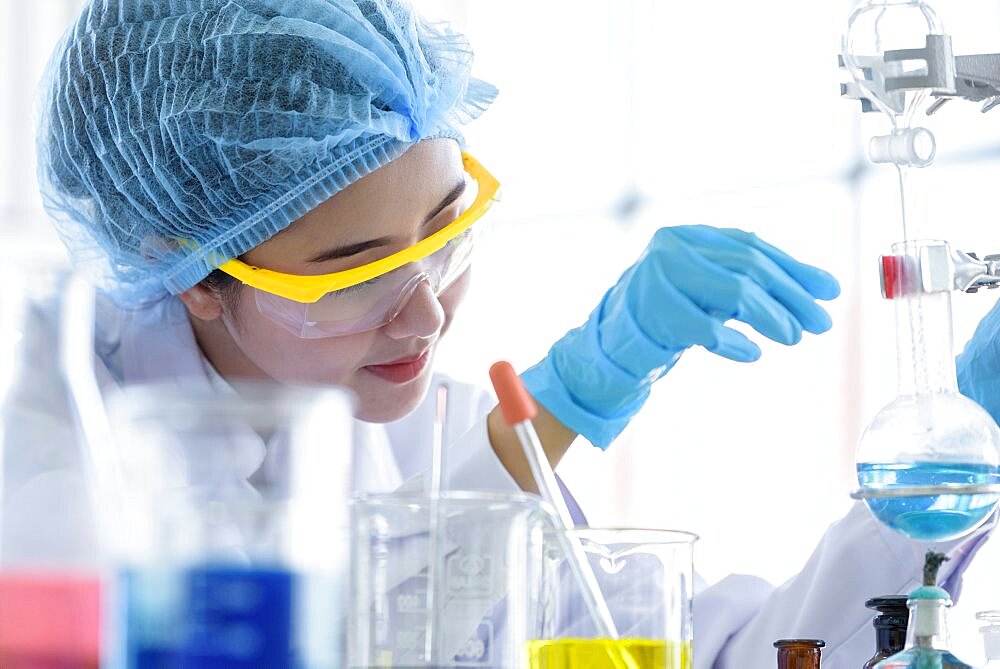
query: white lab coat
5 294 997 668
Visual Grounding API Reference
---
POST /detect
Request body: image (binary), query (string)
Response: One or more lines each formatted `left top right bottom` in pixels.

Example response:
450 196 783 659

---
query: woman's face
180 139 472 422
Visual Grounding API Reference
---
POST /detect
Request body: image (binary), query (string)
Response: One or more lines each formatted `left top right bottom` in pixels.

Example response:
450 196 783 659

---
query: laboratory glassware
864 596 910 669
104 381 354 668
876 552 974 669
773 639 824 669
528 528 696 669
0 265 106 668
841 0 954 239
349 491 550 668
841 0 1000 541
854 240 1000 541
979 611 1000 668
489 361 618 640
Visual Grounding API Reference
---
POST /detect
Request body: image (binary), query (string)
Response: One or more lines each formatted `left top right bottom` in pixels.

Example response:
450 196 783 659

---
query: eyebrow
307 179 468 264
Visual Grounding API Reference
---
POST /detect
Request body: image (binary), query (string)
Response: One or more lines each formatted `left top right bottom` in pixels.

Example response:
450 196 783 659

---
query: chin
352 368 434 423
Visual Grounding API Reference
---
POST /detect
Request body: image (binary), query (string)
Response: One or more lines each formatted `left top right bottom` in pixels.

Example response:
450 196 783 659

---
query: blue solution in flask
857 462 1000 541
120 565 301 669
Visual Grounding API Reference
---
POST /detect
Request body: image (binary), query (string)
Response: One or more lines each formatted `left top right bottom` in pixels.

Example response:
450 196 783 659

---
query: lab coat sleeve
698 501 997 669
442 413 521 493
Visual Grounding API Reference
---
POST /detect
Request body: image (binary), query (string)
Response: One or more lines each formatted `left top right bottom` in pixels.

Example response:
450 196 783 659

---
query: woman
34 1 994 666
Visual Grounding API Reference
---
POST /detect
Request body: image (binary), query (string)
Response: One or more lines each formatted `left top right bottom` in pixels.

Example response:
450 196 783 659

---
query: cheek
227 292 377 385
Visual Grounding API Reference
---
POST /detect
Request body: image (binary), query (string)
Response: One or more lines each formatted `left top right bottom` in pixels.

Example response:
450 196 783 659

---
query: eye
445 228 472 247
330 276 381 297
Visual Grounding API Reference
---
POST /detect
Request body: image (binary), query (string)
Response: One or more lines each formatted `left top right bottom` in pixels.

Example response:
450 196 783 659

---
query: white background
3 0 1000 660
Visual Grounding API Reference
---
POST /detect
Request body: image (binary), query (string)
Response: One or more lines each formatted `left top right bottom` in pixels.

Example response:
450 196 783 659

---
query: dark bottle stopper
863 596 910 669
866 596 910 629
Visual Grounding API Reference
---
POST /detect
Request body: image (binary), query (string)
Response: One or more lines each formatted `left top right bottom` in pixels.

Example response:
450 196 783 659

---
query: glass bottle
864 596 910 669
979 611 1000 668
0 266 106 668
774 639 824 669
875 553 974 668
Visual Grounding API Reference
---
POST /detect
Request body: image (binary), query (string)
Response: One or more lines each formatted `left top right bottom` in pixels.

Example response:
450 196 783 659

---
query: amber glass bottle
863 596 910 669
774 639 825 668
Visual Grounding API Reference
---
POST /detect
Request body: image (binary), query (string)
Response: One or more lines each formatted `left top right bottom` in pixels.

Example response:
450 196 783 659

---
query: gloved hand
957 297 1000 427
521 225 841 448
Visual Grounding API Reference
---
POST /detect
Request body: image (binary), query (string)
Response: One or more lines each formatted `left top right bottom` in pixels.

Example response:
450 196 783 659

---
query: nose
381 278 445 340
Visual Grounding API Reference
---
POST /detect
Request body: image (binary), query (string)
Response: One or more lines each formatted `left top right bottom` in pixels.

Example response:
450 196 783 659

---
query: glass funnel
854 240 1000 541
842 0 952 126
528 528 696 669
104 381 354 668
842 0 956 239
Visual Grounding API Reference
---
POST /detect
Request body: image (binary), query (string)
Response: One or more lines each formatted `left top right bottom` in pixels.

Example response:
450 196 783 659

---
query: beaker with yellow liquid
528 638 692 669
527 529 697 669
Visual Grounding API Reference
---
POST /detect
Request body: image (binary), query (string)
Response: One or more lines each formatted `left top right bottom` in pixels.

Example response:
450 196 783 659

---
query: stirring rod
424 383 449 665
489 362 620 640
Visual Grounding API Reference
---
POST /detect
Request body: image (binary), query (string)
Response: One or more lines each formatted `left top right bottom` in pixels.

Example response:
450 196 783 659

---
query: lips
364 349 431 384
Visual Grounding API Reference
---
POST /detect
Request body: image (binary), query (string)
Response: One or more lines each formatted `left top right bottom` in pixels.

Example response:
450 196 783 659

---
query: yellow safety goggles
218 153 499 338
218 153 499 303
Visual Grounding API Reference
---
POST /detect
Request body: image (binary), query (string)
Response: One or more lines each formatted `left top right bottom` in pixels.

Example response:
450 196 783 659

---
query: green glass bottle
875 552 975 669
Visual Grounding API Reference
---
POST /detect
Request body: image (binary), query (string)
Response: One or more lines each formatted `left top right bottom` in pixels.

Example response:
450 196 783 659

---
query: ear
177 283 223 321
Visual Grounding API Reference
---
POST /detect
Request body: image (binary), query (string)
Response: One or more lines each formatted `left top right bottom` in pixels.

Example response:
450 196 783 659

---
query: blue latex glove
957 297 1000 426
521 225 841 448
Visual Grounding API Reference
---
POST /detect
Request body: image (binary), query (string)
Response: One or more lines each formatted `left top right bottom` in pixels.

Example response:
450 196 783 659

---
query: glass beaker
104 381 354 668
528 528 696 669
349 491 550 668
0 265 106 668
979 611 1000 668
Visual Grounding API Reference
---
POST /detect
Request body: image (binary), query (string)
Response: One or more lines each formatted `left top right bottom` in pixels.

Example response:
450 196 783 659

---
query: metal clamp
851 483 1000 500
928 53 1000 114
840 34 956 114
840 34 1000 114
955 250 1000 293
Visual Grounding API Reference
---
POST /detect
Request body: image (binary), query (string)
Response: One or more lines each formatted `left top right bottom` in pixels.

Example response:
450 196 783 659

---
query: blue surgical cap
37 0 496 306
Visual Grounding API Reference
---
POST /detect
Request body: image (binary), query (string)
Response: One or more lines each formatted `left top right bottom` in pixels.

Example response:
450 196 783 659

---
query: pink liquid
0 572 101 668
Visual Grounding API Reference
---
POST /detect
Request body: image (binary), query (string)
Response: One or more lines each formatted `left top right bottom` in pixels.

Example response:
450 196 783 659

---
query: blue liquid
118 566 315 669
857 462 1000 541
877 647 975 668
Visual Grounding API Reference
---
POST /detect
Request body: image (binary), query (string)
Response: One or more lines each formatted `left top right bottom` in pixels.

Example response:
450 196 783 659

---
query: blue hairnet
37 0 496 305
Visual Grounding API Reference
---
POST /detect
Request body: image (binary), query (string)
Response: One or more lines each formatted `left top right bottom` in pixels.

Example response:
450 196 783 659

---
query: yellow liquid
527 638 692 669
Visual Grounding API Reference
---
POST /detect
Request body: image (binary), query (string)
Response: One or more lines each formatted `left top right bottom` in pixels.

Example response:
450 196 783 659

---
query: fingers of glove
718 228 841 301
626 268 763 361
628 244 802 357
635 235 804 346
702 320 762 362
667 226 836 334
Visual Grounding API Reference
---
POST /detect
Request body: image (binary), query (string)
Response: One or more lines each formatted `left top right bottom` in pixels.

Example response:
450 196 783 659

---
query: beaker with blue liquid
105 382 354 668
854 240 1000 542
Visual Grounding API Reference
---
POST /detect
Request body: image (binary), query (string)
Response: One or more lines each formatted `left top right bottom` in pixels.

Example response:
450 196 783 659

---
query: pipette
489 361 620 640
424 384 449 665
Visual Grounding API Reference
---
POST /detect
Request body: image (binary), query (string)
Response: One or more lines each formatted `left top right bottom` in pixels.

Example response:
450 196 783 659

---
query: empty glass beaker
349 491 550 668
104 381 354 668
0 265 106 668
855 240 1000 541
528 528 696 669
979 611 1000 668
